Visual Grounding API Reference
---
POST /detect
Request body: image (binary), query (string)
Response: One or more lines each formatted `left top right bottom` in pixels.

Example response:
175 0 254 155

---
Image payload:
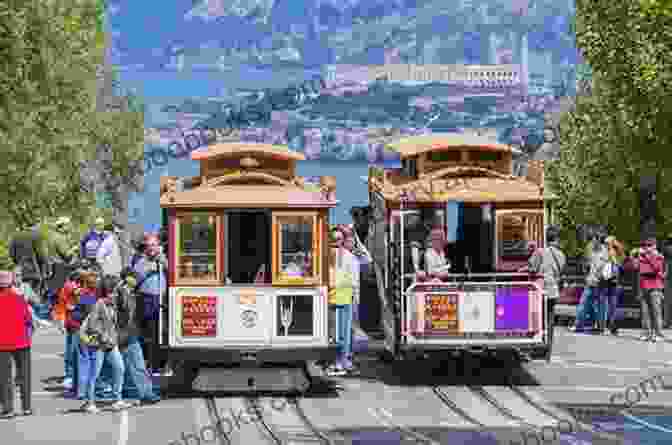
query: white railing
402 278 545 345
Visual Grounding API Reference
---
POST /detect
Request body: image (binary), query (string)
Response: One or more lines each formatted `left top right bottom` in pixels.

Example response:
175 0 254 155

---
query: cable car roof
191 142 306 161
384 134 513 159
369 166 544 203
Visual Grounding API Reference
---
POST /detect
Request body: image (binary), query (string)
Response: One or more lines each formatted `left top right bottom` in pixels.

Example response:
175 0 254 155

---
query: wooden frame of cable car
364 134 550 359
156 143 340 386
160 143 337 289
367 135 547 272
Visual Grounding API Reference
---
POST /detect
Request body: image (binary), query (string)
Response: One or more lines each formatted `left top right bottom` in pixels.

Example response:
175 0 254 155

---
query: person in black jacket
114 269 160 405
662 235 672 327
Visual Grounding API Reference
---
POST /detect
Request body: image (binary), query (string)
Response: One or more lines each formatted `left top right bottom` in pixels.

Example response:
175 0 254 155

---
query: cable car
357 132 553 363
158 142 338 392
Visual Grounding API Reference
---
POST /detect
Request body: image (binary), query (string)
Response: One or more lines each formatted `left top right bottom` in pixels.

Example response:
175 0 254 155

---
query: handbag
79 302 115 350
79 312 101 348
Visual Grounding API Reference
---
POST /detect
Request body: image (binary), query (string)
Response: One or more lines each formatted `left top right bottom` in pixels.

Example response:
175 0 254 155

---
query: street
4 326 672 445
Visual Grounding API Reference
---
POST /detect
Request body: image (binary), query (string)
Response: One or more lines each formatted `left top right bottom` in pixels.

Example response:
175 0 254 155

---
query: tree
574 0 672 168
0 0 144 233
546 92 672 257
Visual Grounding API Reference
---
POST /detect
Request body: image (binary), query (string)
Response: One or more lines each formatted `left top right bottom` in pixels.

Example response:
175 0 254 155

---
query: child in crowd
78 275 132 413
53 270 82 394
66 271 98 400
0 270 33 418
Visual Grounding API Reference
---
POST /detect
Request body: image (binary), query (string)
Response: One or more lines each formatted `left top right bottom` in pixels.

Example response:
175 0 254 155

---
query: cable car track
503 383 627 443
431 386 486 427
244 396 337 445
468 385 529 423
205 397 231 445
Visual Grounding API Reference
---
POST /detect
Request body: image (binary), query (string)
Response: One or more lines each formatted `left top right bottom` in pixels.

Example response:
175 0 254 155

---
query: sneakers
640 333 653 342
0 411 15 419
110 400 133 411
80 402 99 414
139 398 160 406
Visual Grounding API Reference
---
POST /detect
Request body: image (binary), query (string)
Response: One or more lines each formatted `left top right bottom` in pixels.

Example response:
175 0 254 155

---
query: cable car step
192 367 310 393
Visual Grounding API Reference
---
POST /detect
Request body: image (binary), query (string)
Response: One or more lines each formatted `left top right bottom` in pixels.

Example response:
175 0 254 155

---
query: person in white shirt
424 227 450 281
97 224 123 278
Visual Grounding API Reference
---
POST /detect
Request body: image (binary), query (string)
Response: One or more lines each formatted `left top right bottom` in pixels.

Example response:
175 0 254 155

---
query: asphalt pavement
3 326 672 444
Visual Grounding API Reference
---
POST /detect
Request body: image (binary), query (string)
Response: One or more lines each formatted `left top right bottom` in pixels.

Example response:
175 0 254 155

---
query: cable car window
428 151 461 162
175 212 219 283
272 213 320 284
470 151 500 162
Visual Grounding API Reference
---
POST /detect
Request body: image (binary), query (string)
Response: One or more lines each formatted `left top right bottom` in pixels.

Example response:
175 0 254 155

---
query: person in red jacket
636 238 666 342
65 271 98 400
0 270 33 418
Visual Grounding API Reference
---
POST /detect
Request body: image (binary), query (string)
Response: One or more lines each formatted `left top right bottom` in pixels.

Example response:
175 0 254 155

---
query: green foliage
549 0 672 255
547 94 672 257
575 0 672 167
0 0 143 231
0 238 13 270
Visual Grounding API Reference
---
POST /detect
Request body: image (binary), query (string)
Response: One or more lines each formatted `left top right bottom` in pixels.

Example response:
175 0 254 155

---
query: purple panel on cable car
495 286 529 331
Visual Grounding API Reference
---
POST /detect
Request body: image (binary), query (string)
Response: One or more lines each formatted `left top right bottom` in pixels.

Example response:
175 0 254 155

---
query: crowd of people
565 226 669 342
1 214 670 417
0 215 165 418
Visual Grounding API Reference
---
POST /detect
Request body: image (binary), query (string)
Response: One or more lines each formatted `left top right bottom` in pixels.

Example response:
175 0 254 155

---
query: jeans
83 347 124 402
78 346 97 400
335 304 353 368
575 287 608 330
65 332 79 383
640 288 664 336
605 286 624 329
121 339 158 401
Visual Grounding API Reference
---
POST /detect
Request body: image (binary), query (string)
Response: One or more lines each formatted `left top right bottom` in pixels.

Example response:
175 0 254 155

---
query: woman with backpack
78 275 133 413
